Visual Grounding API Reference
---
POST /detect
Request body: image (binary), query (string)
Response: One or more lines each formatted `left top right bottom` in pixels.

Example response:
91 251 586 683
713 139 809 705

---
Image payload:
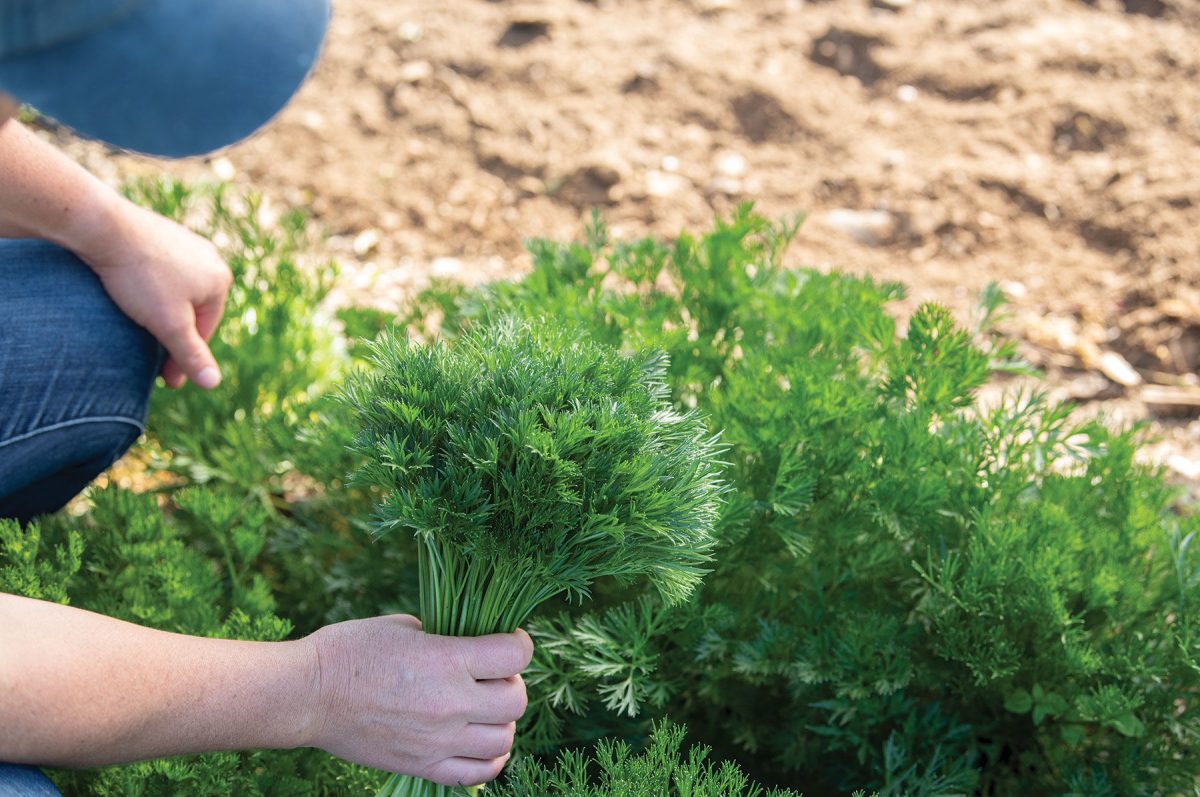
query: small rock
1098 350 1143 387
822 208 900 246
645 170 691 198
397 22 424 43
211 157 236 180
715 151 747 178
353 229 382 257
999 280 1027 300
896 84 919 103
661 155 680 173
398 60 434 83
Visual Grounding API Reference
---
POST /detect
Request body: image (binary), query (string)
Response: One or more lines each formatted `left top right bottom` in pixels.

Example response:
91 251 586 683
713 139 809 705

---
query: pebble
999 280 1027 300
353 229 382 257
397 22 424 43
211 157 236 180
1097 350 1142 387
645 170 690 198
715 151 747 178
822 208 900 246
432 257 463 277
398 60 434 83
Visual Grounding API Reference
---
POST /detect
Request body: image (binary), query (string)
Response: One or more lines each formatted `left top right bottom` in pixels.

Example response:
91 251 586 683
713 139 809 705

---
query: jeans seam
0 416 145 452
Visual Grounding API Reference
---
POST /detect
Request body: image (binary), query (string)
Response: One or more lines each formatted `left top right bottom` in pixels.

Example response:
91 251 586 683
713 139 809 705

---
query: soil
42 0 1200 494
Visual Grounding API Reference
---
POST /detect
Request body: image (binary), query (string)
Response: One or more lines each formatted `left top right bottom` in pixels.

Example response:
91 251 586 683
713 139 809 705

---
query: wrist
265 637 324 751
49 172 128 261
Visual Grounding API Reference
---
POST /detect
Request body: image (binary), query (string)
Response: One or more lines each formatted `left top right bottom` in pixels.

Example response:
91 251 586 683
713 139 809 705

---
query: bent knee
0 419 143 522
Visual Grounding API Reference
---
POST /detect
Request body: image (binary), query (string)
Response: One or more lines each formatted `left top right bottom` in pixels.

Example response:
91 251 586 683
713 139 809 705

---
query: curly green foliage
342 318 726 635
401 208 1200 795
492 721 840 797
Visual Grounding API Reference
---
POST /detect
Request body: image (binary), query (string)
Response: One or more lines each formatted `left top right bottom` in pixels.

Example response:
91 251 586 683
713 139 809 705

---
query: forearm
0 117 119 248
0 593 318 767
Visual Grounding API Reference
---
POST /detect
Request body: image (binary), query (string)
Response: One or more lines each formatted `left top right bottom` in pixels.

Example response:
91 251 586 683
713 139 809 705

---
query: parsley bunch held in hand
342 319 725 797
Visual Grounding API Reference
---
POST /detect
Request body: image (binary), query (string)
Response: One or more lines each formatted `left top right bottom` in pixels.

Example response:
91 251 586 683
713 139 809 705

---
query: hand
64 195 232 390
302 615 533 787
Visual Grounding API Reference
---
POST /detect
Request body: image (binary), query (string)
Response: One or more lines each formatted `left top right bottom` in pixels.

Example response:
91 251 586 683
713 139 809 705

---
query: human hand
302 614 532 787
63 194 232 389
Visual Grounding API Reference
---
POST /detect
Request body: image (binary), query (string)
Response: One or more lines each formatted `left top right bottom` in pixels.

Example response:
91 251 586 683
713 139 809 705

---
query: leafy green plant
341 319 726 796
401 206 1200 795
125 177 348 501
491 721 821 797
9 180 1198 796
117 178 404 634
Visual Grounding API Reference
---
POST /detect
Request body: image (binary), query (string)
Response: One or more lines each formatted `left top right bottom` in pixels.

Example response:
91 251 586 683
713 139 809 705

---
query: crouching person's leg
0 239 163 524
0 764 62 797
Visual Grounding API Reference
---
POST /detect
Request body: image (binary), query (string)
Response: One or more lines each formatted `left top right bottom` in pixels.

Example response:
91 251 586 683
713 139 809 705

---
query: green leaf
1004 689 1033 714
1110 713 1146 738
1060 724 1086 746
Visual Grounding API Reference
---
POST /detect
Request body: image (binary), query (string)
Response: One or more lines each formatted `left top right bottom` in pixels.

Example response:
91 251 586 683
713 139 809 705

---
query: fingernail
195 367 221 389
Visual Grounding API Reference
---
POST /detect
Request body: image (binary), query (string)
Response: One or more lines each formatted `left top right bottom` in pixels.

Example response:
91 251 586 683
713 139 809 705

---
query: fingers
425 754 511 788
158 308 222 390
455 722 516 760
470 675 528 724
195 291 227 343
160 356 186 389
457 629 534 681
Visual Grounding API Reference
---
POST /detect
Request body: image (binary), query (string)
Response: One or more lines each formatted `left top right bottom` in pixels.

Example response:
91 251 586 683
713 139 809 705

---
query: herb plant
404 207 1200 795
341 319 726 796
491 721 820 797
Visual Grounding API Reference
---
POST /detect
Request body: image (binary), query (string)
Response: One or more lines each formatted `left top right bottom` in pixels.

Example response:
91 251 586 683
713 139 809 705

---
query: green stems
377 773 471 797
417 536 560 636
377 537 561 797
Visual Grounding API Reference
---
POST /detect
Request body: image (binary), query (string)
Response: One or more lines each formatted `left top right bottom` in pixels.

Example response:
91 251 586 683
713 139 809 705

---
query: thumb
160 317 222 390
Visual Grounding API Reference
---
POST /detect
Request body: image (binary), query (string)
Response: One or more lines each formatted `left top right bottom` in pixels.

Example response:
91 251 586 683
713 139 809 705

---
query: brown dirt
44 0 1200 493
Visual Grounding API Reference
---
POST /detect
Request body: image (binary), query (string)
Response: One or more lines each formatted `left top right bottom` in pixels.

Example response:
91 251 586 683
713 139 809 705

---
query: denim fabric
0 238 162 523
0 765 61 797
0 0 329 158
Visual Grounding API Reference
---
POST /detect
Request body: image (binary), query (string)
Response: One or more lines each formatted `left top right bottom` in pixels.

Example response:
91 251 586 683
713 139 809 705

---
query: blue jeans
0 765 60 797
0 238 161 523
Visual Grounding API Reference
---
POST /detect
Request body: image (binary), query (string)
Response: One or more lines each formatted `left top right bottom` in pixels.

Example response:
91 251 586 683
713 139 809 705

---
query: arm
0 594 532 786
0 593 314 765
0 116 230 390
